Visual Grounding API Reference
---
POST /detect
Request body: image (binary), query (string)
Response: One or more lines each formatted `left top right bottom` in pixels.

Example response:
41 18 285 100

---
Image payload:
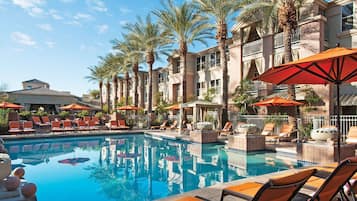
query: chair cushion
261 131 272 136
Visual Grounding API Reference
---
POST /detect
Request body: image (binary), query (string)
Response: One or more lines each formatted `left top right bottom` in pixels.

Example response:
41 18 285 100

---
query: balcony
243 39 262 56
274 29 300 48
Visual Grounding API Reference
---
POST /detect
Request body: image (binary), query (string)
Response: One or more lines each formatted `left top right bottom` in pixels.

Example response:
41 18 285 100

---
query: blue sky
0 0 222 96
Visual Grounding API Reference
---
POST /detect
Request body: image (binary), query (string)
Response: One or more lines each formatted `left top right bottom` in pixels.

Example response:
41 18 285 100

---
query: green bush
34 108 48 117
59 111 70 120
19 111 31 120
102 104 109 114
76 110 89 118
95 112 104 119
0 109 9 133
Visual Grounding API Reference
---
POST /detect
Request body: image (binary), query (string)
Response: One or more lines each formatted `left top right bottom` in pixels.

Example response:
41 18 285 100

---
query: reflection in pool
4 135 305 201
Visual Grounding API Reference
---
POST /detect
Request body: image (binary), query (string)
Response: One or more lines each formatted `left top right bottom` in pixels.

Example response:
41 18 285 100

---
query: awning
337 94 357 106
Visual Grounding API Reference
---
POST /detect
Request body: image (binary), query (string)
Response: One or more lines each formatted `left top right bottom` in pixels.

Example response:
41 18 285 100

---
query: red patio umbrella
58 157 90 166
255 47 357 162
0 101 23 109
116 105 141 111
60 103 91 111
165 104 180 110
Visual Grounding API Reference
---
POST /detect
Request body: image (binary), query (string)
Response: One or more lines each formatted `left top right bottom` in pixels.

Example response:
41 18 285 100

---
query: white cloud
119 7 132 14
74 13 93 20
12 0 44 9
11 32 36 46
65 20 81 26
119 20 128 26
37 24 52 31
87 0 107 12
97 24 108 34
45 41 55 48
49 9 63 20
12 0 45 17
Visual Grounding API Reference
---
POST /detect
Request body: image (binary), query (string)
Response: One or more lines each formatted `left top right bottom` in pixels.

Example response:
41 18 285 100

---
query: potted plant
19 111 31 121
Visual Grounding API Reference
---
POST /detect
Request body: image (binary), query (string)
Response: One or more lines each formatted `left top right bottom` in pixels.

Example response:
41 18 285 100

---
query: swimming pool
4 134 305 201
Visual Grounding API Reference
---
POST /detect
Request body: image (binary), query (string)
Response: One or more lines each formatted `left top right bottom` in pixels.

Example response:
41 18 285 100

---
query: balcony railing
274 29 300 48
243 39 263 56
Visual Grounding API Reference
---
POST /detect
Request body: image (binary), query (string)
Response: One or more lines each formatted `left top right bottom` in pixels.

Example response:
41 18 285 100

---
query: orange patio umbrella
165 104 180 110
255 46 357 162
253 96 303 107
60 103 91 110
117 105 141 111
0 101 24 109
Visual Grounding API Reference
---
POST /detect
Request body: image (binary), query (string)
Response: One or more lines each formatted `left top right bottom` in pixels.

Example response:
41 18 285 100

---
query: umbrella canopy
58 157 90 166
165 104 180 110
253 96 303 107
60 103 91 110
255 47 357 163
117 105 140 111
0 101 24 109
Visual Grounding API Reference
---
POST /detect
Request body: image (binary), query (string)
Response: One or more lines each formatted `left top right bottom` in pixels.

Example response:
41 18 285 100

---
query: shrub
34 110 48 117
95 112 104 119
76 110 89 118
19 111 31 120
59 111 70 120
0 109 9 133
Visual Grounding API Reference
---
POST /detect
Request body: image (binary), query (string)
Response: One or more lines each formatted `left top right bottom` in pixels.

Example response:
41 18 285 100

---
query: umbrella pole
336 83 341 163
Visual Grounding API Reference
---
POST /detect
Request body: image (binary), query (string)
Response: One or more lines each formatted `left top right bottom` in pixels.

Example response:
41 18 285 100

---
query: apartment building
109 0 356 115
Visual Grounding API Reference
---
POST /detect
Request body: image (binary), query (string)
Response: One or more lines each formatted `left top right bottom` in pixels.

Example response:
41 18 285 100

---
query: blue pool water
4 134 305 201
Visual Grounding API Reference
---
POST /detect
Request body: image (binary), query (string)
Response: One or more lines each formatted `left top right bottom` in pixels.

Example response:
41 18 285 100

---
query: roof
181 100 222 108
22 79 49 85
337 94 357 106
8 87 74 97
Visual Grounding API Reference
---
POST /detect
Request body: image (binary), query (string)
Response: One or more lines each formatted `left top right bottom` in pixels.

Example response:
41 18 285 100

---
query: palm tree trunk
113 75 118 111
119 80 124 101
99 81 103 110
106 80 111 114
283 25 297 129
125 72 130 106
180 42 188 103
146 51 155 128
133 62 139 108
217 22 229 128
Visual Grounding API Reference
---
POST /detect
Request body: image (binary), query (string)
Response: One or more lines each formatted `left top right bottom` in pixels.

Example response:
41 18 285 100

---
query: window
158 72 167 83
210 79 221 94
196 82 200 96
225 45 230 61
196 56 206 71
216 52 220 66
342 3 353 31
173 59 181 74
210 53 215 67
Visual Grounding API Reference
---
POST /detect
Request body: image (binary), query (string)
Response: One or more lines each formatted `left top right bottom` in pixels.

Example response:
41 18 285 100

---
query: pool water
4 135 305 201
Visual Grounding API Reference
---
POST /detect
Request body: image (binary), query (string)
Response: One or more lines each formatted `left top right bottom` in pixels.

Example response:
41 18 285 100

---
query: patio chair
220 121 233 136
118 120 129 129
63 120 75 132
295 157 357 201
261 123 278 142
8 121 23 134
88 120 98 130
84 116 91 123
346 126 357 144
51 121 63 132
220 168 316 201
23 121 35 133
169 120 178 130
31 116 48 127
40 116 51 126
77 120 89 131
109 120 120 130
91 116 100 125
155 120 168 130
277 124 297 142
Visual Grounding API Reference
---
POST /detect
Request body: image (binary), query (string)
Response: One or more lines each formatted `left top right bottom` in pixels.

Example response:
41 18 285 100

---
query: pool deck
0 129 322 201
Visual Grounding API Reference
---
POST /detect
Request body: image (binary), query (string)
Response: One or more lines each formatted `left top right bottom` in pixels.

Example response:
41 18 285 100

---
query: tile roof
8 87 74 97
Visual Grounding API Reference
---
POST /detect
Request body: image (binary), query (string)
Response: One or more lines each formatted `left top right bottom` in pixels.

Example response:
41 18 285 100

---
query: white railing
274 29 300 48
229 114 289 130
243 39 263 56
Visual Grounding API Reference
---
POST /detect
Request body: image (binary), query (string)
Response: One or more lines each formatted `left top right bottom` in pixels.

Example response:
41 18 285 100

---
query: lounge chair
346 126 357 144
8 121 22 134
174 196 209 201
88 120 98 130
32 116 48 127
51 121 63 132
295 157 357 201
77 120 89 131
91 116 100 125
261 123 278 142
84 116 91 123
220 121 233 136
277 124 297 142
40 116 51 126
23 121 35 133
118 120 129 129
169 120 178 130
220 168 316 201
63 120 75 132
157 120 168 130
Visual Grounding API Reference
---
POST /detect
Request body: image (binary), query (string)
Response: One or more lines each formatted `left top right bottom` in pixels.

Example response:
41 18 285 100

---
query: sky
0 0 222 96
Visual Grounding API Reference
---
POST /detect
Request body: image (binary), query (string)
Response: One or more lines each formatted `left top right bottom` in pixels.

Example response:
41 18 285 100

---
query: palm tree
237 0 303 128
153 0 213 103
193 0 239 127
86 65 106 110
124 14 171 126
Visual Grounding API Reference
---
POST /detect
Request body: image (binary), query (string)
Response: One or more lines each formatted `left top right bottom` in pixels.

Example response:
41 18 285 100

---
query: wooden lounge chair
109 120 120 130
169 120 178 130
346 126 357 144
157 120 168 130
63 120 75 132
91 116 100 125
8 121 22 134
220 168 316 201
51 121 63 132
295 157 357 201
118 120 129 129
220 121 233 136
77 120 89 131
23 121 35 133
40 116 51 126
277 124 297 142
261 123 278 142
84 116 91 123
88 120 98 130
